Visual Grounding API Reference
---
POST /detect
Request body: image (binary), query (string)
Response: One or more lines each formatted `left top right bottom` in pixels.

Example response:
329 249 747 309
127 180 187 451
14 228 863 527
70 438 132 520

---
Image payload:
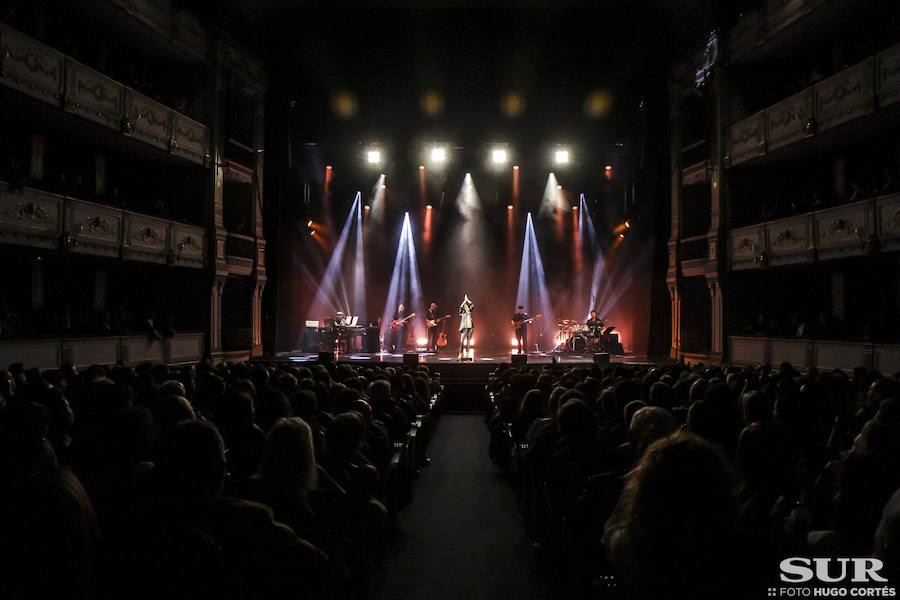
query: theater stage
268 349 649 367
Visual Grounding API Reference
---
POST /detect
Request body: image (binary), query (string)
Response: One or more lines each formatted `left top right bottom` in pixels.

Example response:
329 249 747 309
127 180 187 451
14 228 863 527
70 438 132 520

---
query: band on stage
328 296 617 357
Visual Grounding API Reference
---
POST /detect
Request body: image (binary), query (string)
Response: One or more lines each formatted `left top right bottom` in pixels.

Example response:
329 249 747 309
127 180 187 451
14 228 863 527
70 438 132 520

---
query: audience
486 360 900 597
0 358 438 600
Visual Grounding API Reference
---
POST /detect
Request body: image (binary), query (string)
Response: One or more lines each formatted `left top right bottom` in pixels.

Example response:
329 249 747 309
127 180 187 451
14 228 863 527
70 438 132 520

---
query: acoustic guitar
390 313 416 331
436 320 449 348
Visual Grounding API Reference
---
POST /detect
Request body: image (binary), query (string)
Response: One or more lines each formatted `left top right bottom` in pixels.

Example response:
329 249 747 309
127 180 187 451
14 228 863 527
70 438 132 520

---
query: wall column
707 277 723 357
208 34 228 359
667 88 683 359
210 276 226 358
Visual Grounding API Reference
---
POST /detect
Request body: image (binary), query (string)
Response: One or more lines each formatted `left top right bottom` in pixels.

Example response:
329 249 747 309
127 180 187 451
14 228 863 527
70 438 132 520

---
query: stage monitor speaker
302 327 321 352
364 327 380 353
403 352 420 366
511 353 527 366
318 351 336 364
593 352 610 366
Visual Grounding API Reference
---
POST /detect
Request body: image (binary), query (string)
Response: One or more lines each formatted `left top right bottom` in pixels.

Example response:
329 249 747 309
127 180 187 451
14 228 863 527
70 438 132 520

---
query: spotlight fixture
310 230 317 237
491 148 508 165
307 220 313 227
513 165 520 170
507 205 514 210
556 184 562 190
625 219 631 228
554 149 570 165
364 205 370 210
366 149 382 165
426 205 433 210
618 233 625 239
572 205 578 210
419 165 425 170
430 146 447 163
326 165 333 170
605 165 613 171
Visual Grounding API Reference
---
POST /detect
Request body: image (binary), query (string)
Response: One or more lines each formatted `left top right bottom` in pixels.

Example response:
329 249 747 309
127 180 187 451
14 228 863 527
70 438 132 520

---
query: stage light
618 233 625 239
419 165 425 170
366 149 382 165
426 204 433 210
310 230 316 237
491 148 508 164
554 149 570 164
430 146 447 163
364 205 370 210
307 220 313 227
556 184 562 190
326 165 332 170
572 205 578 211
625 220 631 228
513 165 519 170
331 90 358 118
605 165 613 171
417 337 428 347
507 205 514 210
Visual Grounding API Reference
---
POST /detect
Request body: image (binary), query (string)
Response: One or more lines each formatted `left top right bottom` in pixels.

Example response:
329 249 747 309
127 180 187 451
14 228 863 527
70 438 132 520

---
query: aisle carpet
373 414 547 600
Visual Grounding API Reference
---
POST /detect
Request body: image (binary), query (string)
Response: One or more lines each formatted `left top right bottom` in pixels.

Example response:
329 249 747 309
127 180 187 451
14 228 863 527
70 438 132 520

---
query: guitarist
392 303 408 352
511 305 529 355
425 302 440 352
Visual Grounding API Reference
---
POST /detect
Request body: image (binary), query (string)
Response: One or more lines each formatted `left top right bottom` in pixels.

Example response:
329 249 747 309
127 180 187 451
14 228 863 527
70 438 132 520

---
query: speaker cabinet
318 351 336 363
364 327 380 353
593 352 610 366
403 352 420 366
511 353 527 366
302 327 321 352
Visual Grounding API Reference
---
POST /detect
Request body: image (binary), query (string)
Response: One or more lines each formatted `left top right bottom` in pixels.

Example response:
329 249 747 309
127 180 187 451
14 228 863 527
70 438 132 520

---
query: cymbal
557 319 579 325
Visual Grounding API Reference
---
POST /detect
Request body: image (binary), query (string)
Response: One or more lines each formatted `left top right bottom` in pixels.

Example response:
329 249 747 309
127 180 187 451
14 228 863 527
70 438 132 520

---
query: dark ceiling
205 0 728 156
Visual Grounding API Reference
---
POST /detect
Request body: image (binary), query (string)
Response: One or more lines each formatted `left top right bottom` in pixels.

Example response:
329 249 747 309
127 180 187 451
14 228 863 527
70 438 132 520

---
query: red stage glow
324 165 333 201
423 202 433 250
512 165 520 203
419 165 427 201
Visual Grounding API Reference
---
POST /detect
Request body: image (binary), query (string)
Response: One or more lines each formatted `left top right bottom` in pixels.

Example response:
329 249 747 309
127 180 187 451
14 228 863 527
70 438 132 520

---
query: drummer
586 310 603 337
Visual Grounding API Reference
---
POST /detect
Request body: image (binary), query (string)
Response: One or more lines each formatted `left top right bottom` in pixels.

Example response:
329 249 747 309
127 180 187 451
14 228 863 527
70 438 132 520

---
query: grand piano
305 318 380 353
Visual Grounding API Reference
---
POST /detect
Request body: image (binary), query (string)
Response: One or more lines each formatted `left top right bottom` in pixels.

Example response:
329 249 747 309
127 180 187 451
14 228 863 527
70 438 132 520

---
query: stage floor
271 350 648 366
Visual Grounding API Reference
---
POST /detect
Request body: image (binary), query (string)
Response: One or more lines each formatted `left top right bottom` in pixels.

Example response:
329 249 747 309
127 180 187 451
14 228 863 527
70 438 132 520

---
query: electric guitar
390 313 416 331
426 314 451 328
510 314 542 330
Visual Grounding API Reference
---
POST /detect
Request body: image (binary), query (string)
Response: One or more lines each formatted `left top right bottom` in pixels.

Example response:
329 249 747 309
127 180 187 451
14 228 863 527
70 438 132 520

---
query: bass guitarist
511 306 529 355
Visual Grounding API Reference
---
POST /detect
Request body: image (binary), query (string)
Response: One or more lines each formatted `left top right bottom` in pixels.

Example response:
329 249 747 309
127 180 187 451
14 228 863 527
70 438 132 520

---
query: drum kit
553 318 609 353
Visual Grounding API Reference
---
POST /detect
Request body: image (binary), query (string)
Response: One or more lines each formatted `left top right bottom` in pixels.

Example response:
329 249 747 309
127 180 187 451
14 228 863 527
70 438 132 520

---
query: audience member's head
155 420 226 504
261 417 317 493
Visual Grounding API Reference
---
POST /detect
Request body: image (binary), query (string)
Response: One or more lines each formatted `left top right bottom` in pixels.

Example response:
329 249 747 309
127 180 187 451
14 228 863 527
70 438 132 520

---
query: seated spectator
228 417 324 548
213 389 266 480
603 431 745 599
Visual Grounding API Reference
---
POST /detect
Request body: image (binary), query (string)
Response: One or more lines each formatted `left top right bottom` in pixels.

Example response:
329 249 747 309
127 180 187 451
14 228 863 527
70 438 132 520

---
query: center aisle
373 414 547 600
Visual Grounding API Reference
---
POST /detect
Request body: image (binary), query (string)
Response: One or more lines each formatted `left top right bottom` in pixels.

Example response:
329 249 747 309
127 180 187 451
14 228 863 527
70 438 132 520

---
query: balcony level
728 192 900 271
0 22 210 166
0 182 206 269
726 42 900 167
730 335 900 373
